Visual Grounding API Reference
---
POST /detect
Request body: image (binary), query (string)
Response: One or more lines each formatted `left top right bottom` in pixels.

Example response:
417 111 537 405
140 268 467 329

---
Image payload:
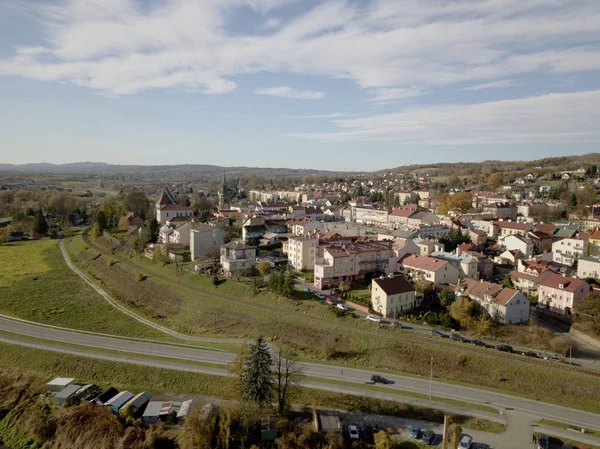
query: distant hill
0 162 357 178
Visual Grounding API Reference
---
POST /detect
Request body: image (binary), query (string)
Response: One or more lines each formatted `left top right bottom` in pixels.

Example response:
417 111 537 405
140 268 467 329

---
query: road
1 315 599 437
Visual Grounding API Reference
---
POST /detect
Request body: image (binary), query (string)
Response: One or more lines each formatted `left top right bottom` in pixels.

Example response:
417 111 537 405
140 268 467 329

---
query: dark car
392 322 408 329
429 330 448 338
537 433 549 449
472 444 490 449
522 351 539 358
421 429 435 445
495 344 513 352
410 426 421 439
371 375 390 384
450 334 465 342
361 423 374 443
471 339 487 347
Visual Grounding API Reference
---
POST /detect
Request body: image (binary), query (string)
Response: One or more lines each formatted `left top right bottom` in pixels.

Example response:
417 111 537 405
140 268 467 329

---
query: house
289 219 324 236
91 387 119 405
399 254 460 285
122 391 152 417
407 211 440 227
527 230 553 254
468 229 488 248
413 238 445 256
242 217 287 245
143 401 163 425
495 220 535 238
169 222 194 248
577 256 600 279
257 201 288 213
430 249 479 280
47 377 75 393
501 234 534 258
220 241 257 277
465 250 494 279
538 272 590 314
388 206 419 228
287 237 319 271
354 207 389 226
190 224 226 261
155 187 194 225
455 279 530 324
588 229 600 256
371 275 417 318
552 238 588 266
54 384 82 407
518 202 548 218
105 391 135 415
483 202 517 219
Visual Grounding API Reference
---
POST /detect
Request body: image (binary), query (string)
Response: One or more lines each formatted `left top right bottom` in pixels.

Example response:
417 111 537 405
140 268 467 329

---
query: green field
63 234 600 414
0 239 163 339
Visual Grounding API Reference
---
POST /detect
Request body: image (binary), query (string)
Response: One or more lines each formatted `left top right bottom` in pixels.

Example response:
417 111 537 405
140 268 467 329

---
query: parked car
429 330 448 338
421 429 435 445
336 303 349 311
544 355 561 362
471 340 487 347
458 434 473 449
361 423 374 443
348 425 360 440
366 314 382 323
325 297 336 305
537 433 549 449
410 426 421 439
471 444 490 449
392 321 408 329
495 344 513 353
314 293 325 299
450 334 465 342
561 444 573 449
303 287 311 292
371 375 390 384
521 351 539 358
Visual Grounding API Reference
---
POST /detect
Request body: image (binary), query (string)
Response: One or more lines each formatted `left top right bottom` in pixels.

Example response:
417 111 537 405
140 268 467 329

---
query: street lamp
429 357 434 400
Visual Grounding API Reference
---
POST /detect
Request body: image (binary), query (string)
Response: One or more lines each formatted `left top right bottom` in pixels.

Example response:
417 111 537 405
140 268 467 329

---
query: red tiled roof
401 254 448 272
492 288 517 306
590 229 600 240
389 207 417 218
510 270 537 281
538 273 588 293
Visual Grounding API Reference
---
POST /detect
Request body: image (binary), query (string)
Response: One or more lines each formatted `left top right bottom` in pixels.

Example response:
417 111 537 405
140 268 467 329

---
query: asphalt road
1 315 599 434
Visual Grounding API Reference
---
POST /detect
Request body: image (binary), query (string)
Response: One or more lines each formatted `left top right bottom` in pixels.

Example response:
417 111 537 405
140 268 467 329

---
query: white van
458 435 472 449
366 315 382 323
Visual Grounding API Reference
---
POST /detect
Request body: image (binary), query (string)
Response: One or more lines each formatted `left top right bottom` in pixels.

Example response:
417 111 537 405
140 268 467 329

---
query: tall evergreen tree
148 218 159 243
241 336 274 407
33 209 48 236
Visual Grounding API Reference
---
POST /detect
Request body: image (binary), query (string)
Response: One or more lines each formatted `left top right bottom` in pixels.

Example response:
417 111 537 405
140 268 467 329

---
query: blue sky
1 0 600 171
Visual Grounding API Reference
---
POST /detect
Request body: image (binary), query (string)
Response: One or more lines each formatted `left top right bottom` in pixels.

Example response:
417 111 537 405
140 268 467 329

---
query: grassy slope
0 342 502 440
67 235 600 414
0 239 163 339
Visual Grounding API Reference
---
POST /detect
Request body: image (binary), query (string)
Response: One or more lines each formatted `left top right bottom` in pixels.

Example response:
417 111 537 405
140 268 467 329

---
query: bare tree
275 346 304 413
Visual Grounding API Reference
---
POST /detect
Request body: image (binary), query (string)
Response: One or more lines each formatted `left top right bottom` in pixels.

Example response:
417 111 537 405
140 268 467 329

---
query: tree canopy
241 336 274 407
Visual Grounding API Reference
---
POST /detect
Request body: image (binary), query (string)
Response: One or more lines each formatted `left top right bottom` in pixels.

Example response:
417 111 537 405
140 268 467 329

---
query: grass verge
539 419 600 438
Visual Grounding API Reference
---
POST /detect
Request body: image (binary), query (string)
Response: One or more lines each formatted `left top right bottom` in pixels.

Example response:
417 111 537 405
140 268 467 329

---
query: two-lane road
0 315 599 433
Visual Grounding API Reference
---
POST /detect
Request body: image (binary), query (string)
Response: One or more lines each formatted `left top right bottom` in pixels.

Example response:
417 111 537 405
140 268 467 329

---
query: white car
336 303 349 311
366 314 382 323
348 425 360 440
458 435 473 449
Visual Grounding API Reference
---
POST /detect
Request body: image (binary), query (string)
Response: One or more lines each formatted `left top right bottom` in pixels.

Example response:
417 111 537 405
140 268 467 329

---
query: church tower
218 173 230 210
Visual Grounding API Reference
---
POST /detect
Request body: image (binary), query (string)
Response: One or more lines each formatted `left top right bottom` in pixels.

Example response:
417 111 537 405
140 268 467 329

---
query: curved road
0 315 599 434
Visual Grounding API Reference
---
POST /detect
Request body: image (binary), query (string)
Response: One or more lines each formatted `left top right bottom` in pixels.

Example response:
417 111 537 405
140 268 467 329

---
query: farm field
62 233 600 414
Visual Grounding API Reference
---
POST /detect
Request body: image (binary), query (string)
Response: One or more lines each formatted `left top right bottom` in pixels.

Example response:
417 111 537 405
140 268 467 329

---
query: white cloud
255 86 324 99
289 112 350 118
0 0 599 98
461 80 518 91
287 90 600 144
367 87 425 102
260 18 281 30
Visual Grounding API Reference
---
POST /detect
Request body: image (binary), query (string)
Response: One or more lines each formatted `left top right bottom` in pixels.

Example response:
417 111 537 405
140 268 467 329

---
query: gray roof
106 391 134 409
143 401 163 417
55 384 82 399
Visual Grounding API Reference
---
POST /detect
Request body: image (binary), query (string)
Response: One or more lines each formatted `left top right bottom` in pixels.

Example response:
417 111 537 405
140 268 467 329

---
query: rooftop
373 275 415 296
538 272 588 293
401 254 449 272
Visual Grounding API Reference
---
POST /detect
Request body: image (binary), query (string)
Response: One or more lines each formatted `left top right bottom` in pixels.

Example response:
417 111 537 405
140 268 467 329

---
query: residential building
501 234 534 258
510 259 556 296
242 217 288 245
287 237 319 271
472 192 509 208
577 256 600 279
418 224 449 239
398 254 460 285
394 191 415 205
483 202 517 219
495 220 535 238
468 229 488 248
538 272 590 315
314 241 395 290
371 275 417 318
354 207 389 226
552 238 588 266
155 187 194 225
413 238 445 256
169 222 193 248
588 229 600 256
407 211 440 227
430 249 479 280
465 250 494 279
455 279 530 324
388 205 418 228
289 219 324 236
527 230 553 254
518 202 548 218
220 241 257 277
256 201 288 212
190 224 226 261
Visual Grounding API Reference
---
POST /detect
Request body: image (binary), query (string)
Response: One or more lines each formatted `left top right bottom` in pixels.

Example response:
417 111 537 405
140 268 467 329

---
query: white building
220 241 257 277
552 238 588 267
430 250 479 280
501 234 534 258
190 224 226 261
287 237 319 271
577 256 600 279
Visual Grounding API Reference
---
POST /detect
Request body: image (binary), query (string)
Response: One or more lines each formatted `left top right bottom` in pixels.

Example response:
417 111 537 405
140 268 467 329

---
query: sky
1 0 600 172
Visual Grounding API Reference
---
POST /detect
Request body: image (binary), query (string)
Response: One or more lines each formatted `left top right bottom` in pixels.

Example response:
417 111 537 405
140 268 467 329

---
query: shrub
107 258 116 267
136 273 146 282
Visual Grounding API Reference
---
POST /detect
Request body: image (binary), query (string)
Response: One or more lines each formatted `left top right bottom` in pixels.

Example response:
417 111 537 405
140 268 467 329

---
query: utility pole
429 357 434 400
39 308 43 343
